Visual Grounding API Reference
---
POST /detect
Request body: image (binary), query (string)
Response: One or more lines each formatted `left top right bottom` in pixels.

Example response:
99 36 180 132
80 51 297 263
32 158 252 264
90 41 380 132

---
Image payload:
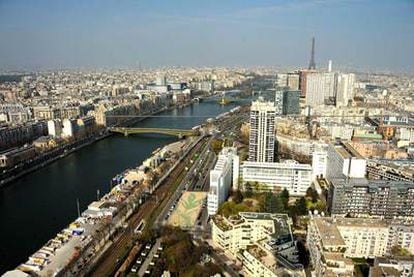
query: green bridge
109 127 199 137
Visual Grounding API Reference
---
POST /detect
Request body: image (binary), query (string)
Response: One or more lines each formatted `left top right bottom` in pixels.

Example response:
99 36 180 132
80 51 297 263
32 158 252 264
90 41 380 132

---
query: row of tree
230 188 310 223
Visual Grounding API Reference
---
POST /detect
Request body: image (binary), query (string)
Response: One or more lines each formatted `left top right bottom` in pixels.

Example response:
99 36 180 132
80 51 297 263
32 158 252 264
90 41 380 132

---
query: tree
306 187 319 203
262 192 285 213
233 190 243 204
280 189 290 209
210 139 224 154
295 197 308 216
243 183 253 198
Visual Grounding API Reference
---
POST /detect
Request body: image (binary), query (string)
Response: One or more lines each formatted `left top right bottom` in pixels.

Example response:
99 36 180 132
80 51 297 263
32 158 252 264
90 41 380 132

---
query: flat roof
313 218 346 247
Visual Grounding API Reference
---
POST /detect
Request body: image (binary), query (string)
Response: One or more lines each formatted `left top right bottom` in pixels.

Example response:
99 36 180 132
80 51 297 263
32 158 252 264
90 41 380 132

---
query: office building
249 99 276 162
212 212 304 276
282 90 301 115
274 90 284 115
242 160 312 196
328 178 414 219
207 147 239 215
326 142 367 180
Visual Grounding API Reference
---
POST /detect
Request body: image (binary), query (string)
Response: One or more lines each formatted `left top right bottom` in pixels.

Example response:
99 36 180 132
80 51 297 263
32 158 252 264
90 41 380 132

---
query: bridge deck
109 127 198 137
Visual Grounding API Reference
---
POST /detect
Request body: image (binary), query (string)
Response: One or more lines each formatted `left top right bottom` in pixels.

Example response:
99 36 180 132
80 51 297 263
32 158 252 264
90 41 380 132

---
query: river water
0 99 249 273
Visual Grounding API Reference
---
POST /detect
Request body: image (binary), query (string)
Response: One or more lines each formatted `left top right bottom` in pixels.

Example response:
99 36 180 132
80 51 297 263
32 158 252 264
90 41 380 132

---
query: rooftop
313 218 346 248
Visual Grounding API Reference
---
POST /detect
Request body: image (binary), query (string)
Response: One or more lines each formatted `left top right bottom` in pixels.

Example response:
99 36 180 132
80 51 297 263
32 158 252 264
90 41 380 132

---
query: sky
0 0 413 71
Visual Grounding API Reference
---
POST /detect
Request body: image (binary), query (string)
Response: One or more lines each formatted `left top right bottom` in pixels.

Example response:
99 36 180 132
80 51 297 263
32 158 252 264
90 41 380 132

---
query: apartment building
249 100 276 163
211 212 304 276
0 121 47 151
328 178 414 219
242 160 312 196
307 217 354 276
308 217 414 276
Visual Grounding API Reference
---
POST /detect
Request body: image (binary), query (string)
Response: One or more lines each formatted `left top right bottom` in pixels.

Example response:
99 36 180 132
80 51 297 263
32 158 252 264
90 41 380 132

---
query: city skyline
0 0 413 71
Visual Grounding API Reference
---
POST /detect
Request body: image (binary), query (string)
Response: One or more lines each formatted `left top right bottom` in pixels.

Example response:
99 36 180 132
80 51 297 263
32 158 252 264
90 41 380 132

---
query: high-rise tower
248 99 276 162
308 37 316 70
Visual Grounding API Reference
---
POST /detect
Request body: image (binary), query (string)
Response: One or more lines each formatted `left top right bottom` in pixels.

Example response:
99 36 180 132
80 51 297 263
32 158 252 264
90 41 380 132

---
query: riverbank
11 135 204 277
0 100 197 188
0 132 111 188
0 99 244 273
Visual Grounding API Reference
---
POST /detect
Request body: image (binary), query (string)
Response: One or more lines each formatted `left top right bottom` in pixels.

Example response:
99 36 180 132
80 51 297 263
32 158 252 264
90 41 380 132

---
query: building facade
249 100 276 163
326 142 367 179
211 212 303 276
328 178 414 219
207 147 239 215
242 160 312 196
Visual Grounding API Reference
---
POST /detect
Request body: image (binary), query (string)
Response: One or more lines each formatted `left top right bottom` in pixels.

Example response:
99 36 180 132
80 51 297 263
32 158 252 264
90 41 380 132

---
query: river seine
0 99 248 273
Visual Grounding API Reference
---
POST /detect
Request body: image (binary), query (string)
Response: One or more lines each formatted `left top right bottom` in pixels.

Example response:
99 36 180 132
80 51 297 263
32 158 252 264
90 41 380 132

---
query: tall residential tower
249 99 276 162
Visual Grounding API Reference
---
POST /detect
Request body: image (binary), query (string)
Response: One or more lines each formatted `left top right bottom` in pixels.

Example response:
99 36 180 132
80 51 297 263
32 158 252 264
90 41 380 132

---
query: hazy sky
0 0 413 71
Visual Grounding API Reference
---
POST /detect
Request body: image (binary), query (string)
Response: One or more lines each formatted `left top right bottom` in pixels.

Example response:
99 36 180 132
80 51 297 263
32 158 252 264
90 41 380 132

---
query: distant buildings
242 160 312 196
207 147 239 216
62 118 79 138
211 212 303 276
303 70 355 108
47 119 62 137
249 99 276 162
274 90 301 115
0 146 36 168
305 72 336 107
0 121 47 151
282 90 301 115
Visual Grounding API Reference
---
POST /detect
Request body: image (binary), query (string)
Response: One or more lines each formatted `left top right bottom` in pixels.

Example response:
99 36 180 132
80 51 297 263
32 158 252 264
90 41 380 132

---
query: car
158 246 164 251
141 252 147 257
136 258 143 265
131 265 138 273
154 253 159 258
145 243 152 250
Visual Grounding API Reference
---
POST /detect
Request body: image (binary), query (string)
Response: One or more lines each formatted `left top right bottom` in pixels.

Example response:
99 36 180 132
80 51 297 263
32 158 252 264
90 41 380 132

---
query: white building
249 99 276 163
62 118 78 138
207 147 238 216
211 212 304 276
312 150 327 180
336 73 355 107
308 217 414 263
305 72 336 107
242 160 312 196
326 142 366 179
47 119 62 137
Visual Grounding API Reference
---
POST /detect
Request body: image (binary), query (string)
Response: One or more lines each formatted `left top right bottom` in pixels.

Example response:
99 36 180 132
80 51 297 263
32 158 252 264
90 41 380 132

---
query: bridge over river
108 127 199 137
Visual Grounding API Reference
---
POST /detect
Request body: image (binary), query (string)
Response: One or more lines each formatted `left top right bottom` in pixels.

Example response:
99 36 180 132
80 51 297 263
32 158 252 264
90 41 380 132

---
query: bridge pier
124 131 129 136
